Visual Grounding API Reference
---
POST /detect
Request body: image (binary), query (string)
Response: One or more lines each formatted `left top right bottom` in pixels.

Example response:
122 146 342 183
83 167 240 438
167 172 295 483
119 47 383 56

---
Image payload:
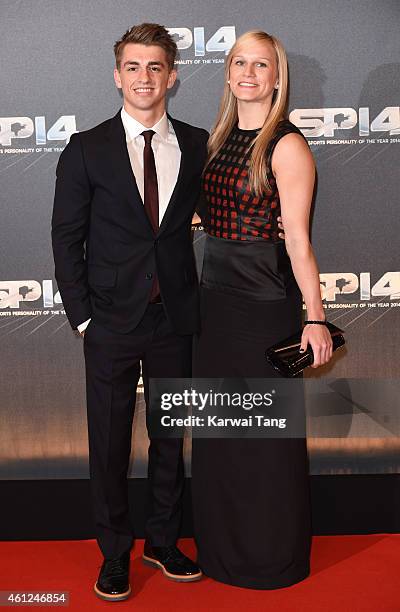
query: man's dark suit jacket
52 110 208 335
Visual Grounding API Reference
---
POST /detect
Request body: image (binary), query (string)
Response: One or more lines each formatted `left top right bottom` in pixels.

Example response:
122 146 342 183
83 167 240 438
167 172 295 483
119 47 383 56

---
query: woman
191 30 332 589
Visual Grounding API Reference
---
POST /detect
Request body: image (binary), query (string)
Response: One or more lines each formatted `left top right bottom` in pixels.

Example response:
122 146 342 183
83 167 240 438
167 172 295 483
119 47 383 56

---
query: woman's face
228 38 279 106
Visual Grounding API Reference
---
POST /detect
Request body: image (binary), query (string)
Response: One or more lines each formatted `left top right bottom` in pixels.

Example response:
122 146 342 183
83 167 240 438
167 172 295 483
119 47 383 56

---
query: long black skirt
191 285 311 589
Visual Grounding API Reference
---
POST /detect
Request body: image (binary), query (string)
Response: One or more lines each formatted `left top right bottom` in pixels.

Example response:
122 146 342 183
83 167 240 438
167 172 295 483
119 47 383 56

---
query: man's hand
192 212 202 225
77 318 91 337
277 215 285 240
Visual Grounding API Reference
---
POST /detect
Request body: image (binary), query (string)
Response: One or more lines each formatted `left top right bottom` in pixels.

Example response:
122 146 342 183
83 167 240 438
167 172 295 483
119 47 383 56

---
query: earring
274 83 279 89
227 79 230 84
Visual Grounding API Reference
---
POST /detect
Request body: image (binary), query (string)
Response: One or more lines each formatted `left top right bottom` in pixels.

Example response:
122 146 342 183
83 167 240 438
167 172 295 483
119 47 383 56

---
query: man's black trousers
83 303 192 560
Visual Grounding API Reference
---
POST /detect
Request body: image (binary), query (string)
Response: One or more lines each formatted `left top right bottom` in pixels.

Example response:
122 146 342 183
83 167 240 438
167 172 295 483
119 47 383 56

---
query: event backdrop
1 0 399 479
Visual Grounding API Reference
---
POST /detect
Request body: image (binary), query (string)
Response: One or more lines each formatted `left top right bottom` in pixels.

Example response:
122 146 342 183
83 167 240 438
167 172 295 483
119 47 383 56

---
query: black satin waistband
201 234 297 301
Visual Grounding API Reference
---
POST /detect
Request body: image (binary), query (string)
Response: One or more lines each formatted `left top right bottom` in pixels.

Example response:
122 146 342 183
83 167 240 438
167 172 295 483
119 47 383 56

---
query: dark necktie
141 130 160 302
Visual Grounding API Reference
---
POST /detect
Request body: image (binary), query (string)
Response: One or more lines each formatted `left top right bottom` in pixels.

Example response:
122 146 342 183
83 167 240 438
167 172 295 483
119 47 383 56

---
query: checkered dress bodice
202 120 304 241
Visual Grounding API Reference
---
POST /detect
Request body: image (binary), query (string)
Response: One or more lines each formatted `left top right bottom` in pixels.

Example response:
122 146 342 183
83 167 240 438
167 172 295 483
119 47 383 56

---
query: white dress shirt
121 106 181 221
77 107 181 334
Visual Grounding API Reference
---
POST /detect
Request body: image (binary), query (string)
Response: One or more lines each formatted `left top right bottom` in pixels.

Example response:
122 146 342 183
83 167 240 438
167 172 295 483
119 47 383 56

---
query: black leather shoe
142 542 202 582
94 550 131 601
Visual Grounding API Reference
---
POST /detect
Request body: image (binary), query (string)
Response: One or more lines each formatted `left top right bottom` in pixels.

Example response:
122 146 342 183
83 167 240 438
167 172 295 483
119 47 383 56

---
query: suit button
145 273 153 280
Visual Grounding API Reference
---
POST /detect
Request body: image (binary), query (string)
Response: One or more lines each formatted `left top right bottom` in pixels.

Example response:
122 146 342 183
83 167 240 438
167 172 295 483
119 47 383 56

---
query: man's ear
167 69 178 90
114 67 122 89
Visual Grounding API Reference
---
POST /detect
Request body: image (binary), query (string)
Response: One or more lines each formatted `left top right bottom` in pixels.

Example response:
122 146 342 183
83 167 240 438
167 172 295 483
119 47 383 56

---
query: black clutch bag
265 321 345 377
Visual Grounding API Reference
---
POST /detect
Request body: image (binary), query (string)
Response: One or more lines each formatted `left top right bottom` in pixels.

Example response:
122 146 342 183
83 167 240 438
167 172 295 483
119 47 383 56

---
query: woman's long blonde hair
207 30 289 196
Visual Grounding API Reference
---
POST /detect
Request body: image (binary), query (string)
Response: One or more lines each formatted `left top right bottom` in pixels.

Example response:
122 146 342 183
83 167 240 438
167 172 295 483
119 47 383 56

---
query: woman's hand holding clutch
299 324 333 368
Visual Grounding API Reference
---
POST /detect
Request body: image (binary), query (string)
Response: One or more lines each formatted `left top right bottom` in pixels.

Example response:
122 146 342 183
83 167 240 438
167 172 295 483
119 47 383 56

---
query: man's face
114 43 177 118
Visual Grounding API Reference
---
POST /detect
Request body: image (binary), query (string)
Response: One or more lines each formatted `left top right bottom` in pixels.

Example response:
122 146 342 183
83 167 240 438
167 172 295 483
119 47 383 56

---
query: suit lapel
106 110 154 234
106 110 193 236
158 115 192 235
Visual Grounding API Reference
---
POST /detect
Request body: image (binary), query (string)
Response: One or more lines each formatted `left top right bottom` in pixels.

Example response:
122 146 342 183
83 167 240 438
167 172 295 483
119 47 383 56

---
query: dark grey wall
1 0 399 478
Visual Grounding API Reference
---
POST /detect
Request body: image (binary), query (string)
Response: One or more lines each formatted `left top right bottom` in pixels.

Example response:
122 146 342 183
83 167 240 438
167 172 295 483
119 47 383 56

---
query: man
52 23 207 601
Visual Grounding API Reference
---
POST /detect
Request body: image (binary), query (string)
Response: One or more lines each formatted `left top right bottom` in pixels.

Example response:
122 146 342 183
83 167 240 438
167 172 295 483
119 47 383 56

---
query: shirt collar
120 107 169 142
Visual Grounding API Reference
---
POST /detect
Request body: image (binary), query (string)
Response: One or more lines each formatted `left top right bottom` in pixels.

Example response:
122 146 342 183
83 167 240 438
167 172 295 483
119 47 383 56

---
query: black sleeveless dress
191 120 312 589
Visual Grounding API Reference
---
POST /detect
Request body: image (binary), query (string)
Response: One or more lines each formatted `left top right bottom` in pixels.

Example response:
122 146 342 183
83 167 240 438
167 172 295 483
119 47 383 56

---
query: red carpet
0 536 398 611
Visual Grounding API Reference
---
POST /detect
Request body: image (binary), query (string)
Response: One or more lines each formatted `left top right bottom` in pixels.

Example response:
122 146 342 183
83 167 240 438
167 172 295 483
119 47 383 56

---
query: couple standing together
51 23 332 600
